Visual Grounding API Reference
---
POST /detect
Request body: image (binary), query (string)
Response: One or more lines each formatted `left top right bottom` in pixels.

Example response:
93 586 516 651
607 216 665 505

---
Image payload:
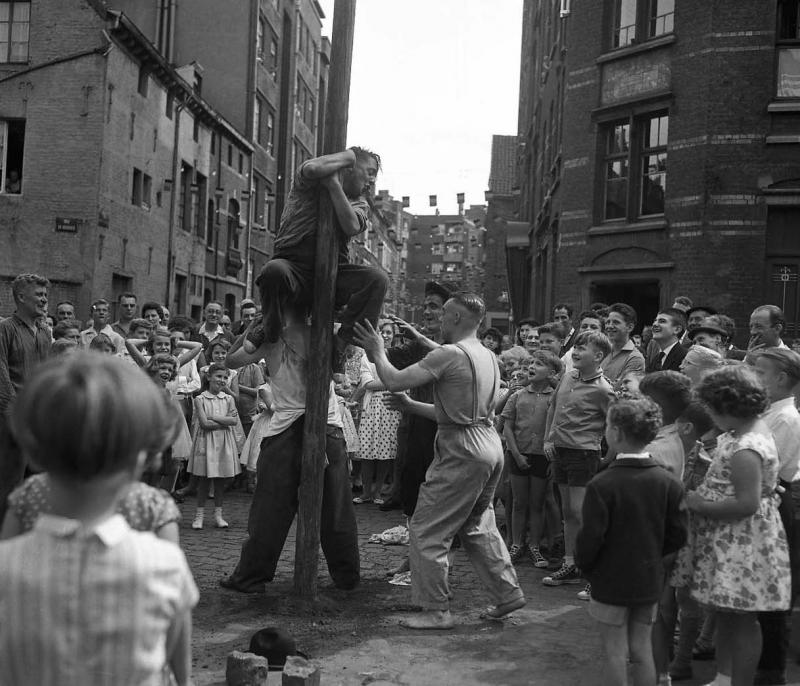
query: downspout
165 101 183 307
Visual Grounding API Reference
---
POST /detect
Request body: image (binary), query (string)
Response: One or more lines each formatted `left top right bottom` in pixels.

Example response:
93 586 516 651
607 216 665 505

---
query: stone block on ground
281 655 320 686
226 650 269 686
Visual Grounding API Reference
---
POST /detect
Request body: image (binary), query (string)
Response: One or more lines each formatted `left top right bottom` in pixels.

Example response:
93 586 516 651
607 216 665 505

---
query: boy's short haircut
89 333 115 352
659 307 687 334
673 295 693 310
638 371 692 422
12 274 49 301
117 292 137 303
350 146 382 172
677 401 715 438
450 292 486 320
129 318 151 334
553 303 574 317
52 320 79 340
574 330 612 359
756 348 800 384
578 309 603 324
530 349 564 375
696 366 769 419
607 397 663 445
91 298 109 310
10 352 174 478
537 322 566 340
609 302 638 327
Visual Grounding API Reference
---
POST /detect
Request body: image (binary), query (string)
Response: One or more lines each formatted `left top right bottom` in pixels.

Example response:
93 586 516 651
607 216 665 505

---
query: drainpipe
165 101 183 307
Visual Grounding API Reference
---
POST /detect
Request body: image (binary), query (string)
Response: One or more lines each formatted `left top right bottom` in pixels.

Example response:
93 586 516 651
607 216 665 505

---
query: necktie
656 351 666 371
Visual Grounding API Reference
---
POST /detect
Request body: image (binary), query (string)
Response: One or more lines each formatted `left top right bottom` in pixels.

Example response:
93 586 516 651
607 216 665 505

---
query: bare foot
399 610 455 630
480 596 526 620
386 558 411 577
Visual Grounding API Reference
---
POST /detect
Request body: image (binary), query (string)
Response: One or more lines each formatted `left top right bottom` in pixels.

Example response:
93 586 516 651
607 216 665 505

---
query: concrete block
281 655 320 686
226 650 269 686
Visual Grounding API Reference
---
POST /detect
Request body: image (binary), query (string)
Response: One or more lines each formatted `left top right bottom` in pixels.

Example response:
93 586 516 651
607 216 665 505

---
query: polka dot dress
8 474 181 533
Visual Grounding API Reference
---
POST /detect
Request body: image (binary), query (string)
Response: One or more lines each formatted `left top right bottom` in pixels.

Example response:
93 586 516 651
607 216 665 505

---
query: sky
317 1 523 216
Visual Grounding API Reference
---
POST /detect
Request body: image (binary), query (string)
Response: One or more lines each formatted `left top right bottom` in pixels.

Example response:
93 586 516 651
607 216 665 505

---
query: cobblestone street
179 490 800 686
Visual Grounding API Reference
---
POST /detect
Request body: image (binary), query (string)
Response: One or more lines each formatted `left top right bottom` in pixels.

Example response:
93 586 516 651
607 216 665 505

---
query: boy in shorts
543 330 615 586
575 397 686 686
501 350 563 566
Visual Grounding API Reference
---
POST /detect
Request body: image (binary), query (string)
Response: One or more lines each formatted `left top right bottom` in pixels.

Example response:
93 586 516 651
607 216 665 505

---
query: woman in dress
686 366 791 686
353 321 401 505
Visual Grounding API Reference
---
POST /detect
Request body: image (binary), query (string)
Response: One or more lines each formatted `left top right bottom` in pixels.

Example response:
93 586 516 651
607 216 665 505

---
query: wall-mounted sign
55 217 81 233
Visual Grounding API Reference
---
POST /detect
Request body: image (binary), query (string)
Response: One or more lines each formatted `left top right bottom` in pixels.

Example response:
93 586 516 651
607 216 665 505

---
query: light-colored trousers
409 424 523 610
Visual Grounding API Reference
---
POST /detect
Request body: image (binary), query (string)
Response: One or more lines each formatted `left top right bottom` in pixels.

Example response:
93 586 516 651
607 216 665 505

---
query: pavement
182 490 800 685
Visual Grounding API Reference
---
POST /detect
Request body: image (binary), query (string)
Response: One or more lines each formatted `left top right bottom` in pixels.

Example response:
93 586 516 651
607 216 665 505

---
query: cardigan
575 456 687 605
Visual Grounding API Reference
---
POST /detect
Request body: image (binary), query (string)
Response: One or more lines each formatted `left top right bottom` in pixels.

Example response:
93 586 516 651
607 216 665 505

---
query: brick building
404 207 487 326
115 0 330 299
513 0 800 342
484 135 517 332
0 0 251 321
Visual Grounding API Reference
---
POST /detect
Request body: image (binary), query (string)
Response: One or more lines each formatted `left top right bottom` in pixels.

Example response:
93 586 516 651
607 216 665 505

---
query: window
602 112 668 221
227 143 233 167
228 199 240 250
131 168 152 209
295 75 315 129
292 138 310 173
0 119 23 194
777 0 800 98
178 163 192 231
612 0 674 49
192 118 199 142
269 35 279 75
0 1 30 63
254 96 263 145
431 263 444 275
165 94 173 119
257 16 265 58
206 199 215 246
266 109 275 156
211 133 216 155
254 175 265 225
432 243 444 255
137 65 149 97
238 152 243 174
195 173 207 237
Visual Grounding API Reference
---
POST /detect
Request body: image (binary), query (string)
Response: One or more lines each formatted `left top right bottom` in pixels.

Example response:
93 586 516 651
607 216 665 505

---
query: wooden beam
294 0 357 598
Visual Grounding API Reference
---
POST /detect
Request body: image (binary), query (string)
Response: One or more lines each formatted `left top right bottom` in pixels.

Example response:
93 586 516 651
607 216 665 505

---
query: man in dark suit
646 308 688 373
554 303 578 356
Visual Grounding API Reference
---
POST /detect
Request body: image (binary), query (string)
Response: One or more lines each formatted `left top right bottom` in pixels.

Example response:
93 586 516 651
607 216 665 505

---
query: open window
0 119 24 194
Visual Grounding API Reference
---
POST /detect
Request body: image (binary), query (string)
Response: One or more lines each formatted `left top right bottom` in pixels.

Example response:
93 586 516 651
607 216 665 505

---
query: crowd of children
4 292 800 685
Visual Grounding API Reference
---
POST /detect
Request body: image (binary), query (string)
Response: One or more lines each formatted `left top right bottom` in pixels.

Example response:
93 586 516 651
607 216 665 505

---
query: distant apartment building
0 0 251 320
404 208 487 326
512 0 800 341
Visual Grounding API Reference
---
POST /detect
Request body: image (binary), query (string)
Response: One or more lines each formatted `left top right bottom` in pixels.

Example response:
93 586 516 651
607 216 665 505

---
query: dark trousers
399 415 438 518
257 256 388 341
229 417 360 589
758 480 798 671
0 416 25 528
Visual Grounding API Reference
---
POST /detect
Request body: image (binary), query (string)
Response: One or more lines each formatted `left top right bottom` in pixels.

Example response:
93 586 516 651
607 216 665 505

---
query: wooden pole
294 0 357 598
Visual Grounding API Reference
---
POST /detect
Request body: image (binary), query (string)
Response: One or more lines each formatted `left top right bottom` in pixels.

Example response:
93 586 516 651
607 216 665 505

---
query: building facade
404 208 487 326
115 0 330 299
513 0 800 341
0 0 251 321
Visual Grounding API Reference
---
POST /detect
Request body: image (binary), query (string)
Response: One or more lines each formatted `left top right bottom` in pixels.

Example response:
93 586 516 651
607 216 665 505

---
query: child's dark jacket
575 456 687 605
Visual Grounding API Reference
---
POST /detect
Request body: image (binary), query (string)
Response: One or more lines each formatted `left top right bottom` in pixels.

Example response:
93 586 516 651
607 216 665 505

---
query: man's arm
0 324 15 415
302 150 357 179
321 174 364 237
353 320 435 391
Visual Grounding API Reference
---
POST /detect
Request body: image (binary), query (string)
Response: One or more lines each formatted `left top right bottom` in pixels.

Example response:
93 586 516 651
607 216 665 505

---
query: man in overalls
354 293 524 629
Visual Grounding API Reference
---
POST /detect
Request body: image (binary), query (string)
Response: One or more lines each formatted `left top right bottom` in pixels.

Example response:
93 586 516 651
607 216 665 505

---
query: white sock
564 555 574 566
716 675 731 686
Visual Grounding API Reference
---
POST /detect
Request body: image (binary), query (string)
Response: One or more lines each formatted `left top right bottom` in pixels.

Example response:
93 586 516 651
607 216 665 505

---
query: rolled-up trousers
409 424 523 610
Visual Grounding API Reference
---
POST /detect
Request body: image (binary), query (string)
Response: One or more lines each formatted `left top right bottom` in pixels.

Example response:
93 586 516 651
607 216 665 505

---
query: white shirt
80 324 125 354
0 514 198 686
617 452 651 460
199 323 225 341
762 397 800 482
168 358 201 396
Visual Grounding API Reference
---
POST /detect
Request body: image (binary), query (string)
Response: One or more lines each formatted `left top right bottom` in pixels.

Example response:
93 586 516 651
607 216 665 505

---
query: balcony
225 247 244 277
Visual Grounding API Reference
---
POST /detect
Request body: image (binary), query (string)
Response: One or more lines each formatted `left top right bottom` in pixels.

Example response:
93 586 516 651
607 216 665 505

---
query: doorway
590 279 661 333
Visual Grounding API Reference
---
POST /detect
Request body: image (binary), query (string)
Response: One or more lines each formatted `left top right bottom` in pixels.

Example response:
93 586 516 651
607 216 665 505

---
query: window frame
0 1 31 64
776 0 800 99
610 0 674 50
0 118 24 195
599 110 668 223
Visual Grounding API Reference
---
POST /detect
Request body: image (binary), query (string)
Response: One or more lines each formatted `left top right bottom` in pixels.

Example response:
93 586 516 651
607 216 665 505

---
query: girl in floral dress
686 366 791 686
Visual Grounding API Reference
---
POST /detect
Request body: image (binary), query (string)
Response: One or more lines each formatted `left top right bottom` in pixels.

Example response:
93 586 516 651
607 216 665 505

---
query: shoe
657 675 672 686
374 498 385 506
754 669 787 685
577 583 591 601
219 576 265 594
480 596 526 620
192 510 204 530
379 498 401 512
528 546 550 568
542 563 582 586
508 544 524 563
352 496 373 504
214 507 229 528
692 644 715 661
668 663 692 681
